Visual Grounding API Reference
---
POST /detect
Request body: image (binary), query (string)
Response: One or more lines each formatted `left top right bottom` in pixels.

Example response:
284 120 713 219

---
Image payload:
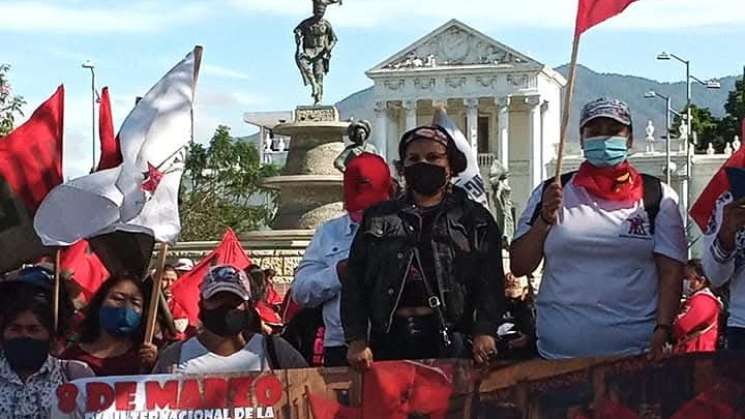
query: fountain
264 106 347 230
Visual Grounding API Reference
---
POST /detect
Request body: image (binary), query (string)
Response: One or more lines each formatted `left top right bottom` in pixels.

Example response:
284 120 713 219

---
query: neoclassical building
365 20 566 212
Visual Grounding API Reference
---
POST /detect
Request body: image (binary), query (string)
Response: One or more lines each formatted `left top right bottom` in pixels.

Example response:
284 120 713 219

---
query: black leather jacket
341 187 505 343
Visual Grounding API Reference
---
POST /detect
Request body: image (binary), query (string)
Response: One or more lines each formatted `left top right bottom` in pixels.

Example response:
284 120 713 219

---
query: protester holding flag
62 274 158 376
293 153 392 367
510 98 686 360
153 265 306 374
0 289 93 418
701 185 745 350
343 125 504 370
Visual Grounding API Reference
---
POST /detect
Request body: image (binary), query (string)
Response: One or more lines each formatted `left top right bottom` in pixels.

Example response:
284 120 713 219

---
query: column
540 100 549 181
464 98 479 158
526 96 542 188
497 97 510 169
402 99 418 131
374 100 389 162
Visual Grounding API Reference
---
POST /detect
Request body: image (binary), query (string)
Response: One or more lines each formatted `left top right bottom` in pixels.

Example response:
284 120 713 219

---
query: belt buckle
427 296 441 309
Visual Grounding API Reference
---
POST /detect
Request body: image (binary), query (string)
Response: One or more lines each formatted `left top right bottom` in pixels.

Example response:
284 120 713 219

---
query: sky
1 0 744 179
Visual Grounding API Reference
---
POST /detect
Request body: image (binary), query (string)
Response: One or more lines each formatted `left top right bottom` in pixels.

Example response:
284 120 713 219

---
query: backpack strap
529 172 575 225
265 335 281 370
640 174 662 236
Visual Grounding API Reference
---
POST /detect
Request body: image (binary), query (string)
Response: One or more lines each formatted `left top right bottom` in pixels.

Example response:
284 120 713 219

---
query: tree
179 125 278 241
0 64 27 137
717 73 745 144
672 104 723 153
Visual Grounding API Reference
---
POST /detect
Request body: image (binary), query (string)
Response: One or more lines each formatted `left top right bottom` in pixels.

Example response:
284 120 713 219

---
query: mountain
556 64 738 142
336 65 740 144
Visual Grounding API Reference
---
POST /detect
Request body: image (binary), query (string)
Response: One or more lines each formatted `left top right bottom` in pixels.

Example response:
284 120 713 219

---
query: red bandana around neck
573 160 643 202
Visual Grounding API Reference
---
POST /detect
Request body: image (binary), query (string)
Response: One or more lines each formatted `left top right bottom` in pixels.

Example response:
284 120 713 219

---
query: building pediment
368 19 542 76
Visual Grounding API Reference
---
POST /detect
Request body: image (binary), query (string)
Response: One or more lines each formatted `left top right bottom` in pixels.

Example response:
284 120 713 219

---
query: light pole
81 59 96 170
656 52 721 234
643 91 680 185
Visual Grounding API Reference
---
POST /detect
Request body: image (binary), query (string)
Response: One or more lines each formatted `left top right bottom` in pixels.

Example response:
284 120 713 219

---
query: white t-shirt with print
175 334 268 375
514 178 687 359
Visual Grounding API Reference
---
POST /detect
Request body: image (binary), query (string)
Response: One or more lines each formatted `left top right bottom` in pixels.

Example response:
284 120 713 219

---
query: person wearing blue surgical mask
62 274 158 376
511 97 686 361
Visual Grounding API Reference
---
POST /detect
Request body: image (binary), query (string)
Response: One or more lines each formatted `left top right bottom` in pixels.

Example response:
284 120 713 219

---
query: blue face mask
99 305 142 337
583 136 629 167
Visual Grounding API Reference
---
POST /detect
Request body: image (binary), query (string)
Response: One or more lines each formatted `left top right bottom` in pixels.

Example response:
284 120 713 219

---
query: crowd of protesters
0 96 742 416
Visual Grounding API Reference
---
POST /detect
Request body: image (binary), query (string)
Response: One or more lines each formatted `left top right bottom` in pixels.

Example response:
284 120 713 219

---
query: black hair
78 272 149 343
687 259 710 287
0 271 75 338
245 265 267 302
163 264 177 274
1 289 55 341
398 125 468 176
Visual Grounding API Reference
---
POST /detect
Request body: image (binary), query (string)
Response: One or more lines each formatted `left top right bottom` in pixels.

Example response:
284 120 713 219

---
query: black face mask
199 305 251 337
404 162 447 196
3 337 49 373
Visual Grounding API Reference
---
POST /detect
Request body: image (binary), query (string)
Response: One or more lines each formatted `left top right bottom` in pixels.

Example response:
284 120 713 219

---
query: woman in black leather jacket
342 125 505 369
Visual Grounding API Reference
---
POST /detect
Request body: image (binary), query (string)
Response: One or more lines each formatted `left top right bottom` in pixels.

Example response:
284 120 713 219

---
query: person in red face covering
291 153 392 366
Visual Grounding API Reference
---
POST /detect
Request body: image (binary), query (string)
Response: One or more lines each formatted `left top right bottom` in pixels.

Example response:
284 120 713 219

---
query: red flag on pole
575 0 638 37
59 240 109 301
170 228 252 325
96 87 121 171
0 85 63 271
690 119 745 231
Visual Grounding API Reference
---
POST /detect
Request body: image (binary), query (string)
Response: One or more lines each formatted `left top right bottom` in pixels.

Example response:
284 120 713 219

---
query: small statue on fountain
487 160 515 248
334 120 378 173
294 0 341 105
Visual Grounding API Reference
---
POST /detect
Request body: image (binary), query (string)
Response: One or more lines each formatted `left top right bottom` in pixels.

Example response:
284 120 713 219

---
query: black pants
324 346 348 367
726 327 745 350
371 314 444 361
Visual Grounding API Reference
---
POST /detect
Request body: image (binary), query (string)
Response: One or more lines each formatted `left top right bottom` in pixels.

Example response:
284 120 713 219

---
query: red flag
170 228 251 325
307 391 360 419
60 240 109 301
575 0 637 37
0 85 63 212
96 87 122 171
690 120 745 231
0 85 63 271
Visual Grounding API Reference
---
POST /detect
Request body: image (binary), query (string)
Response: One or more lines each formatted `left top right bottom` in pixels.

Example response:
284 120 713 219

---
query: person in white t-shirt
510 97 687 360
152 265 306 374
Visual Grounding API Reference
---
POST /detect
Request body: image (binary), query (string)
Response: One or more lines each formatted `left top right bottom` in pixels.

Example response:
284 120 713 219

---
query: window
477 116 489 154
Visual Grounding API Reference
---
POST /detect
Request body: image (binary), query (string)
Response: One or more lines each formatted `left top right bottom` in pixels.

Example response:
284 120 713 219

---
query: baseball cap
580 97 632 129
200 265 252 301
174 258 194 272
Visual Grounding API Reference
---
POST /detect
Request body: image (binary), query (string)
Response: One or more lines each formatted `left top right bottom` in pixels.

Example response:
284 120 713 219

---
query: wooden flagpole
144 243 169 345
554 33 582 182
53 249 62 333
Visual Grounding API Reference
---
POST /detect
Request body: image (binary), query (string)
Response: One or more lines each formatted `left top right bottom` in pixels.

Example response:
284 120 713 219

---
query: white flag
34 46 202 245
432 107 488 207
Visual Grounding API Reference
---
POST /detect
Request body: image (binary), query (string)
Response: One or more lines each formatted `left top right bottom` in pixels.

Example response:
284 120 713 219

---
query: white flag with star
34 47 202 245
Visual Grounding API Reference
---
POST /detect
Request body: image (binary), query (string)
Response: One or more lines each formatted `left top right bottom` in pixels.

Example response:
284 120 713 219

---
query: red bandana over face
344 153 392 217
573 160 643 202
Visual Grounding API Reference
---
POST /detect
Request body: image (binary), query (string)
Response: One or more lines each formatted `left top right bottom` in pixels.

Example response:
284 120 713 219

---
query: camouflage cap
580 97 632 129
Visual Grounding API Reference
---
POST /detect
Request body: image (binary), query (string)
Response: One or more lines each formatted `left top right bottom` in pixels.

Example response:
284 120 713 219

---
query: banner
52 372 284 419
53 353 745 419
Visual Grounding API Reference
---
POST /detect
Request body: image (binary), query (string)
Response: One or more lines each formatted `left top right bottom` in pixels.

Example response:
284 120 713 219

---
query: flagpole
144 243 169 345
554 33 581 182
53 249 62 333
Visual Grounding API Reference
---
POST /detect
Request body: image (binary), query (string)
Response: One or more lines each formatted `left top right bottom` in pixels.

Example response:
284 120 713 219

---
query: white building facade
365 20 566 214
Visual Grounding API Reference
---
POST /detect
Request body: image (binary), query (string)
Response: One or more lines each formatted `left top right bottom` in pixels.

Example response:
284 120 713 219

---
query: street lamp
656 52 722 239
81 59 96 170
644 90 680 185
